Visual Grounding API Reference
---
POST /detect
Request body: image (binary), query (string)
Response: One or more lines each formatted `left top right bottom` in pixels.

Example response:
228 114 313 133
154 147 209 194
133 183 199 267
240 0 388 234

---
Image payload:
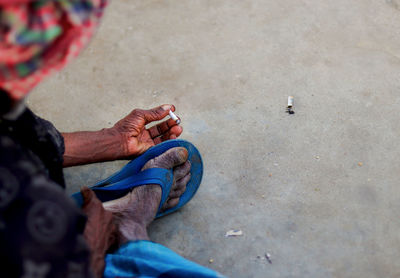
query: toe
142 147 188 170
162 198 180 210
168 172 190 199
139 147 190 212
169 184 187 198
160 147 188 167
173 160 191 181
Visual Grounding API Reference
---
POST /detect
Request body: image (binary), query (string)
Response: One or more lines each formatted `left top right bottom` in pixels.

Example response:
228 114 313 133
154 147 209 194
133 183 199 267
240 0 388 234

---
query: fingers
151 125 183 145
152 127 182 144
148 118 177 138
142 104 175 125
81 187 101 207
113 104 174 135
162 125 182 139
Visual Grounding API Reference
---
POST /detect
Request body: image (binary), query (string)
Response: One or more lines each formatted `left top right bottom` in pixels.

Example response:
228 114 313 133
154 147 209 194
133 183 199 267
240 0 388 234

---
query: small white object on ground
225 230 243 237
265 253 272 264
287 96 294 107
169 110 181 124
286 96 295 114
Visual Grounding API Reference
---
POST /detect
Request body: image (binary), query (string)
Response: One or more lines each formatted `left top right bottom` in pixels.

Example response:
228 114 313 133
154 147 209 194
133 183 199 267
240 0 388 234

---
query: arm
62 128 125 167
62 104 182 167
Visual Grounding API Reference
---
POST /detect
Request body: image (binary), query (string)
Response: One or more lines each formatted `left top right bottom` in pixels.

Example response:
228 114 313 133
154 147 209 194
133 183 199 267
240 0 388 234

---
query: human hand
112 104 183 158
81 187 118 278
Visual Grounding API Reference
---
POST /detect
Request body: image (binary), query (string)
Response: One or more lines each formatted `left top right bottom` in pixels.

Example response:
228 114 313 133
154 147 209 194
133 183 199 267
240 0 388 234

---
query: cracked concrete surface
28 0 400 277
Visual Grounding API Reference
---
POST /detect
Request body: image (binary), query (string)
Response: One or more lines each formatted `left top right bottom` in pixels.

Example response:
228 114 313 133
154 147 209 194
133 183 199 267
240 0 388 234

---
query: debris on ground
209 259 214 264
256 253 272 264
268 173 272 177
225 230 243 237
265 253 272 264
286 96 295 115
358 162 363 166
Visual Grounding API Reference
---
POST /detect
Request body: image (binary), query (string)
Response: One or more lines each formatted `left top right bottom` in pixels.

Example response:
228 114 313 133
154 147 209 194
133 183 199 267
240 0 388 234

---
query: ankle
118 221 149 242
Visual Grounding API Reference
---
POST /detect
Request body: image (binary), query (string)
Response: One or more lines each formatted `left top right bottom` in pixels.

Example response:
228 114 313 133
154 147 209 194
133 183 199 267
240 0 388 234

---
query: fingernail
161 104 172 111
80 187 93 203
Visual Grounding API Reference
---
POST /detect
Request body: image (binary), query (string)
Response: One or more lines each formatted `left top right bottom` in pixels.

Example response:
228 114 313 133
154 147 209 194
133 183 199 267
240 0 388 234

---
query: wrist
99 127 128 161
63 128 128 167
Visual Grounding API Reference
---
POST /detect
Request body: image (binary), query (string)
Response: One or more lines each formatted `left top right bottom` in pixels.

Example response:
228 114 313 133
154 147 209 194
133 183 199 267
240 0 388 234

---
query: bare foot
103 147 191 242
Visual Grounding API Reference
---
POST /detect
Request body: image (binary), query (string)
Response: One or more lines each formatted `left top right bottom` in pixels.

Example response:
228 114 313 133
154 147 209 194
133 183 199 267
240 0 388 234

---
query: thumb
142 104 174 124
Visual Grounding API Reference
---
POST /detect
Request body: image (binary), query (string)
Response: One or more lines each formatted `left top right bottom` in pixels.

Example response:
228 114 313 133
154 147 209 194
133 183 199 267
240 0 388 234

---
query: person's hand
112 104 183 158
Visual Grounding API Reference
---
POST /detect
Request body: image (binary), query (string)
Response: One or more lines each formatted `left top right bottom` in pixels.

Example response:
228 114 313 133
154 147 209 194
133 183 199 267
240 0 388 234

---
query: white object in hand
169 110 181 124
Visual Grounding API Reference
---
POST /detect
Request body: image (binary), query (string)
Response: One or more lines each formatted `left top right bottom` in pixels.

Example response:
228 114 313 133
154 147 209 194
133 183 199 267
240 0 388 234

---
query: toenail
177 148 188 159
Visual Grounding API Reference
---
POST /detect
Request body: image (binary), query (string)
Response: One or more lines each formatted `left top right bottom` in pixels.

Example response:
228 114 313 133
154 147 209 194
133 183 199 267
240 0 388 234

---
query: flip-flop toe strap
71 168 173 212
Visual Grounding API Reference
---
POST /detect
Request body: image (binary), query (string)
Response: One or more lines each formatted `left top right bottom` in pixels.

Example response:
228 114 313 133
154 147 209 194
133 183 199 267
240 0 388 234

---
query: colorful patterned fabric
104 240 226 278
0 0 107 100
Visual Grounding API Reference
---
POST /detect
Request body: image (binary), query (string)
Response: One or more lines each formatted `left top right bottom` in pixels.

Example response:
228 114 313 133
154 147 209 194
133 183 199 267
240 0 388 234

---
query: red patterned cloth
0 0 107 100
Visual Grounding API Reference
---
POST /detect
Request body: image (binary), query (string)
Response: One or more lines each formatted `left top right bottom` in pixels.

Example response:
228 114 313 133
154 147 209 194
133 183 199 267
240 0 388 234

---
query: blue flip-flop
71 139 203 218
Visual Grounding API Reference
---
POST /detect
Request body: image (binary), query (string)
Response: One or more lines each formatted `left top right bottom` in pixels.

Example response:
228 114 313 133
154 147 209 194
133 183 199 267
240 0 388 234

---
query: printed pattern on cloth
0 134 92 278
0 108 92 277
0 107 66 187
0 0 107 100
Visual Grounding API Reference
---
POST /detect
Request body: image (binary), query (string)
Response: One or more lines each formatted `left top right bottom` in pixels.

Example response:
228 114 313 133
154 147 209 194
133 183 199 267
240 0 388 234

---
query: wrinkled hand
112 104 183 158
81 187 118 278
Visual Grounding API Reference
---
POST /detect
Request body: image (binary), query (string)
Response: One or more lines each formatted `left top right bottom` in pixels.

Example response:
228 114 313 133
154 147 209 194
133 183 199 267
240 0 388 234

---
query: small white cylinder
169 110 181 124
287 96 294 107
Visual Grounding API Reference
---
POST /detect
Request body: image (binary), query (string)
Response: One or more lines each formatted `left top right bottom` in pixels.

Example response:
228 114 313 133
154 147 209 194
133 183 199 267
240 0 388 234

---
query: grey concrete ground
28 0 400 277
